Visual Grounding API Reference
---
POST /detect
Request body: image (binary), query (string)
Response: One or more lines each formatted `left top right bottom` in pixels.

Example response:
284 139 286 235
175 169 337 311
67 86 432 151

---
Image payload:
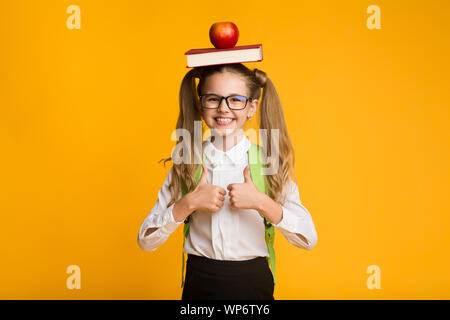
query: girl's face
198 71 258 138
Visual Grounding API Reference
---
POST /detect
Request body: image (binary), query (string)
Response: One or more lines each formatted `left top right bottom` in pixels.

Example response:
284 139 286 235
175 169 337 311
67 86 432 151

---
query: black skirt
181 254 275 300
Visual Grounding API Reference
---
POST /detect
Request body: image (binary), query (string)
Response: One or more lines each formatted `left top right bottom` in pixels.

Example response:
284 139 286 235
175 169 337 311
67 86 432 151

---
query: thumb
243 165 252 183
198 164 208 184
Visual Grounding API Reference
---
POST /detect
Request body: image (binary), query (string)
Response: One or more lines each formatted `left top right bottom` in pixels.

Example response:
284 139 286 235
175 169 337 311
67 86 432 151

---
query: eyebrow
203 92 247 96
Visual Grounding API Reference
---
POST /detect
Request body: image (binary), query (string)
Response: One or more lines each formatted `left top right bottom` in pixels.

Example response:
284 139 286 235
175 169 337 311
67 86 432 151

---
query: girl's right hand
172 164 226 223
188 164 227 213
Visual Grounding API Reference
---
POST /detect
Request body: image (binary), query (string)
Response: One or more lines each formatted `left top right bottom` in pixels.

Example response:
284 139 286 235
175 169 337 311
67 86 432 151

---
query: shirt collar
203 135 250 167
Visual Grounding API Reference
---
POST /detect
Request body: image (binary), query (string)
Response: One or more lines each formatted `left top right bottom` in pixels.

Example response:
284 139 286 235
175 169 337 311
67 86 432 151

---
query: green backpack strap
248 143 276 285
180 154 205 288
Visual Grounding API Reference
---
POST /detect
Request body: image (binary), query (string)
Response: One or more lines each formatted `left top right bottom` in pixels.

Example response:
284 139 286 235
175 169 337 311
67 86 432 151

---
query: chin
209 126 243 137
211 127 238 137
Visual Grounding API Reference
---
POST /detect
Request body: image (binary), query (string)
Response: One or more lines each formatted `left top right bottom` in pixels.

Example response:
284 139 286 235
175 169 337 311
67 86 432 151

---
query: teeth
216 118 233 124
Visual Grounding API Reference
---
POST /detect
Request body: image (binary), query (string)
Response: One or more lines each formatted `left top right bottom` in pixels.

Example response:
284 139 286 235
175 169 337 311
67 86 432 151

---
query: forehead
202 71 249 95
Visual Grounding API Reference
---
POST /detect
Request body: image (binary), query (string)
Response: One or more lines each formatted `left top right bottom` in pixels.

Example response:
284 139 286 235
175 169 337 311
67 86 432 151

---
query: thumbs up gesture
190 164 227 213
227 165 263 210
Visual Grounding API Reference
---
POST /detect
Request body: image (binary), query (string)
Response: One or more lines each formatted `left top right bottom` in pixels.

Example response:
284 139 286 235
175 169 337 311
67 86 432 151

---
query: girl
138 63 318 300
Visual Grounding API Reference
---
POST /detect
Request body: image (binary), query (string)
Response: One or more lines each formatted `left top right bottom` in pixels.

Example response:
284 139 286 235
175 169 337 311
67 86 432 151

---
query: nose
217 98 230 113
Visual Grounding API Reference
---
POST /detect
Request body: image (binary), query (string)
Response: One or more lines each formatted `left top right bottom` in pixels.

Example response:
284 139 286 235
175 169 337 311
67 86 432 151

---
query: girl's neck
211 132 244 152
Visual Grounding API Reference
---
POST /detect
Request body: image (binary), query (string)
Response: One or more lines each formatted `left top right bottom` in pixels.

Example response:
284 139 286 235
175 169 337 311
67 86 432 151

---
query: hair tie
254 68 267 88
191 67 203 79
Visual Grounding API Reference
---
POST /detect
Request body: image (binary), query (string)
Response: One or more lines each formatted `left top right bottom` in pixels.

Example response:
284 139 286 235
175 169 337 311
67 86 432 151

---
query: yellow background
1 0 449 299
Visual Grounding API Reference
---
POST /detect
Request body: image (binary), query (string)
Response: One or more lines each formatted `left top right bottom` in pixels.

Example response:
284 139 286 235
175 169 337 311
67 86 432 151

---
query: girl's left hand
227 165 264 210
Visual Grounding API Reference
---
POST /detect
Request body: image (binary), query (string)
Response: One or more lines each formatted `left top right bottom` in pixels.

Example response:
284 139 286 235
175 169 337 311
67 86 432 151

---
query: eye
205 95 220 101
231 95 246 102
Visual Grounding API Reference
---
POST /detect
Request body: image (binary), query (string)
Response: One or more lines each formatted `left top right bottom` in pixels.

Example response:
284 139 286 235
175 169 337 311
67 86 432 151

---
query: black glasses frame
199 94 253 110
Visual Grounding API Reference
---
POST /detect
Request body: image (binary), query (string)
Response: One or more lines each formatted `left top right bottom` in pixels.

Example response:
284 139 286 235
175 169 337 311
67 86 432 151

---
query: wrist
184 191 197 213
255 192 269 212
256 193 283 225
173 193 195 223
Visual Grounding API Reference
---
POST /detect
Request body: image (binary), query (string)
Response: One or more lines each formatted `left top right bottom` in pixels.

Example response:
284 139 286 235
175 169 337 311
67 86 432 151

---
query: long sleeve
137 167 183 251
272 179 318 250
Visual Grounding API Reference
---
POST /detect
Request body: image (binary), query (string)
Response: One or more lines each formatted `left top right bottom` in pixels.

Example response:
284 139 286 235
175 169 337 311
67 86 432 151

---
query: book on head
185 44 263 68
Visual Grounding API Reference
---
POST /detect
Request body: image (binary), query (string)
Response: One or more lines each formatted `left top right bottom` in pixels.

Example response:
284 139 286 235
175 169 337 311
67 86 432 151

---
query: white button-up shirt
138 135 318 260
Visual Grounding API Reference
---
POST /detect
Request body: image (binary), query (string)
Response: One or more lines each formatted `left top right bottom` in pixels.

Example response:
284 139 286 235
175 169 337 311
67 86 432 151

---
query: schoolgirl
138 63 318 300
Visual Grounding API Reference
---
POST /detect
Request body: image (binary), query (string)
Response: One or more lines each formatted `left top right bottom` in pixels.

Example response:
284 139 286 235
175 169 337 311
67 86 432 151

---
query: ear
248 98 258 118
195 98 203 114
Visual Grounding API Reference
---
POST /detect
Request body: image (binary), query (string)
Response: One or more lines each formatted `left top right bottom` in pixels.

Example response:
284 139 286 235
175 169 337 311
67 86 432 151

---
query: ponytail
160 68 203 207
254 69 297 204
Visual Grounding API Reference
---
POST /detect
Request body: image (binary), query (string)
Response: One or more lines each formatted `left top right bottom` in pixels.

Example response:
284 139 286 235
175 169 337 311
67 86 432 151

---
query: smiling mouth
214 117 235 125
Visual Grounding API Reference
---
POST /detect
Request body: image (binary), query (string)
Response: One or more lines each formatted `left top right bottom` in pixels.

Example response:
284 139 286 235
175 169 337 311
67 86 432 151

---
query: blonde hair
160 63 297 207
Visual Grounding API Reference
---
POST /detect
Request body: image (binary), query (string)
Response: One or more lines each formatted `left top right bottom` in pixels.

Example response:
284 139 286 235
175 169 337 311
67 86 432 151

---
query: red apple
209 22 239 49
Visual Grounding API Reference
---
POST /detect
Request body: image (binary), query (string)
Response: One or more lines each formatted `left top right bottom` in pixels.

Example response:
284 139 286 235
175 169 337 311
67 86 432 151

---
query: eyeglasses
199 94 253 110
